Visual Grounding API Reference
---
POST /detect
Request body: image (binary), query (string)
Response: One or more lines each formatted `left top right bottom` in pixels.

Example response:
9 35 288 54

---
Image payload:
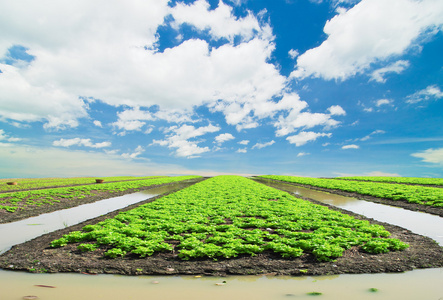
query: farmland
1 175 441 276
0 176 165 192
260 175 443 216
50 176 408 261
335 176 443 187
0 175 202 223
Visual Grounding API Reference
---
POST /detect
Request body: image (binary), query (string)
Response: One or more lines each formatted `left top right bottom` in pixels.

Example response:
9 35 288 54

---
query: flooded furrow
0 268 442 300
254 178 443 246
0 182 193 254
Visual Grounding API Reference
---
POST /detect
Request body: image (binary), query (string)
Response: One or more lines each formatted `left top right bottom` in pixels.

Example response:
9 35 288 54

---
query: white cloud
370 60 410 83
112 107 154 132
152 124 220 158
297 152 310 157
0 63 87 129
275 110 340 137
360 129 385 141
236 148 247 153
375 99 393 107
252 140 275 149
288 49 299 59
238 140 249 145
215 133 235 144
411 148 443 165
170 0 262 42
52 138 111 149
0 129 21 142
406 85 443 104
286 131 332 146
292 0 443 80
121 145 145 159
93 120 103 127
0 0 289 132
342 144 359 149
327 105 346 116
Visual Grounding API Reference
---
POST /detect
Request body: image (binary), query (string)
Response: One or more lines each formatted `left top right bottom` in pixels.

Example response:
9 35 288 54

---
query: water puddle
255 178 443 245
0 183 191 254
0 268 441 300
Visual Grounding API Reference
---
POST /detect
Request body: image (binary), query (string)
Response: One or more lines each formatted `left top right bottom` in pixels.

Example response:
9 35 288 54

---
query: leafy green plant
51 176 409 261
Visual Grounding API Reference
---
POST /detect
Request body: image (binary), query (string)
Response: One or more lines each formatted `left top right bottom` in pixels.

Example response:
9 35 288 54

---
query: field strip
259 176 443 212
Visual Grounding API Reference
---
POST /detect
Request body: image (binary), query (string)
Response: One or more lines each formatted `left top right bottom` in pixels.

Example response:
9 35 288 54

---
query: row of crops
260 175 443 208
0 176 165 192
51 176 408 262
336 176 443 186
0 176 201 213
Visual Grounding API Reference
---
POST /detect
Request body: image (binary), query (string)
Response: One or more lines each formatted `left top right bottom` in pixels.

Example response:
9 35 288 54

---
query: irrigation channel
0 178 442 300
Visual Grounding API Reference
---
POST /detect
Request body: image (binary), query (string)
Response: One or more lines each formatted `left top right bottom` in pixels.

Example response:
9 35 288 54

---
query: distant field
0 176 165 192
335 176 443 186
260 175 443 208
0 176 201 214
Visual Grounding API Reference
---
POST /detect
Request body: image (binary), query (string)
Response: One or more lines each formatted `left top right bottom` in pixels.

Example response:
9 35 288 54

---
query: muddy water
255 178 443 246
0 183 191 254
1 179 443 300
0 268 442 300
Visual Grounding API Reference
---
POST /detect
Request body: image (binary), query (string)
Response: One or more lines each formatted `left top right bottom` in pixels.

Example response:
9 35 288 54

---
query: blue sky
0 0 442 178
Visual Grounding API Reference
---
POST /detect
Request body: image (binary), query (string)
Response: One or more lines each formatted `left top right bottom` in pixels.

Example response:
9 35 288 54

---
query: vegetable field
0 176 201 213
260 175 443 208
51 176 409 262
0 176 165 192
336 176 443 186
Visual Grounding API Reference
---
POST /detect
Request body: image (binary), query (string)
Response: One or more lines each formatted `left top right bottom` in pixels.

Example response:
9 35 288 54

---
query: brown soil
256 177 443 217
0 186 441 277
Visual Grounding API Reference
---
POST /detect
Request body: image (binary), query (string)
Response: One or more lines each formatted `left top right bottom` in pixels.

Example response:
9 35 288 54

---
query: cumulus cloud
215 133 235 144
411 148 443 165
237 148 247 153
406 85 443 104
288 49 299 59
238 140 250 145
93 120 103 127
52 138 111 148
375 99 393 107
152 124 220 158
0 129 21 142
170 0 263 42
286 131 332 146
112 107 154 132
327 105 346 116
370 60 410 83
0 0 290 131
275 111 340 137
252 140 275 149
292 0 443 80
121 145 145 159
342 144 359 149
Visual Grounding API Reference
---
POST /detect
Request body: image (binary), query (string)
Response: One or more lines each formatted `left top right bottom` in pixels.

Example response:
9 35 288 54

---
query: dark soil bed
0 188 441 277
255 177 443 217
